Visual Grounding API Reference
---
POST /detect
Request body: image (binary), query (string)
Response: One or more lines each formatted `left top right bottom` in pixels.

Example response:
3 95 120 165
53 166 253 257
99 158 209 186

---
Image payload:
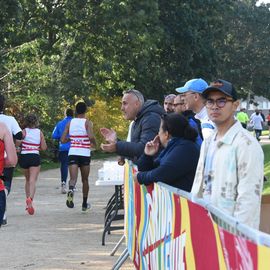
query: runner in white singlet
61 102 96 212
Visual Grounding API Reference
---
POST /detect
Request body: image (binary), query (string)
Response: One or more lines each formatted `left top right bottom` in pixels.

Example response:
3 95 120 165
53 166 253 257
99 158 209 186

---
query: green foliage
0 0 270 137
263 144 270 194
87 95 129 149
217 1 270 98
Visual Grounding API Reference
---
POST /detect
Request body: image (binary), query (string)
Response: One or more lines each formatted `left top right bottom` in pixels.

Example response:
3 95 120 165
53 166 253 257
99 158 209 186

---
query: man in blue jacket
100 89 164 163
52 108 73 193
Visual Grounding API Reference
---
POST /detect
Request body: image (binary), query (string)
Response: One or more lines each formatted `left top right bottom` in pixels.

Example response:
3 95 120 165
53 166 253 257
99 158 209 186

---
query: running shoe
26 197 35 215
66 190 74 208
1 212 7 226
82 203 91 213
1 218 7 226
61 182 67 194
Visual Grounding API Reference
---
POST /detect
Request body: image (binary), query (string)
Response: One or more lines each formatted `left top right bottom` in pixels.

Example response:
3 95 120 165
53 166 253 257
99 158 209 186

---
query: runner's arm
85 120 97 149
1 124 17 166
40 131 47 151
61 122 70 143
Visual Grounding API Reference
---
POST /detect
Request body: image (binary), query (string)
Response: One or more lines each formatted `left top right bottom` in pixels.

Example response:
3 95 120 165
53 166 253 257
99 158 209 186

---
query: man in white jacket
191 79 264 229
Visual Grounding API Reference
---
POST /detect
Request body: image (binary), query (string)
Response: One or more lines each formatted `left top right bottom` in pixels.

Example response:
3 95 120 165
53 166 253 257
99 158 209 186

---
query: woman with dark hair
134 113 200 191
18 114 47 215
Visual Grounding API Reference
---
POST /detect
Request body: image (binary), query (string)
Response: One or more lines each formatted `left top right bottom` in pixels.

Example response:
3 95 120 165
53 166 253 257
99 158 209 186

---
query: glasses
173 103 185 107
206 98 234 108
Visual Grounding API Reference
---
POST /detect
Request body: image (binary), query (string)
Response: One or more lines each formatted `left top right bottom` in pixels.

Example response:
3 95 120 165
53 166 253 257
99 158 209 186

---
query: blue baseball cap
175 78 208 94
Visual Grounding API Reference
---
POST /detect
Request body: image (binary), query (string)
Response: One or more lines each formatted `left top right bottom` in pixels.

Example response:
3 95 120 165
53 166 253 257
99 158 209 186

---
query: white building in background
239 95 270 114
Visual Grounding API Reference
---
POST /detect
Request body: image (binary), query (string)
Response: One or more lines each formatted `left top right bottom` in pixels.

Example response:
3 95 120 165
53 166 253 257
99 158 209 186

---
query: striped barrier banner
123 162 270 269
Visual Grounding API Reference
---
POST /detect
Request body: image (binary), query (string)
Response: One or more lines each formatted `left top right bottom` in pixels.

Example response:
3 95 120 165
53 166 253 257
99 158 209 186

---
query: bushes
87 95 129 149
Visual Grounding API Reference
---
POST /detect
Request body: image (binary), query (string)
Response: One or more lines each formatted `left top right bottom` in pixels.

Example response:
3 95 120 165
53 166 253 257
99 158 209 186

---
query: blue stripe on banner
127 166 134 255
201 123 215 129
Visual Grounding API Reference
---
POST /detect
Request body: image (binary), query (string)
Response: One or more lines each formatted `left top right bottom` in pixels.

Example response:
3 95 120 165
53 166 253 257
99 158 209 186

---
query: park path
0 158 133 270
260 134 270 145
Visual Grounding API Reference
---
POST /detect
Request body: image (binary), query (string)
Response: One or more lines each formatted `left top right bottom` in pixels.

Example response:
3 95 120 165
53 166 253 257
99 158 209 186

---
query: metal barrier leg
111 248 129 270
110 235 125 256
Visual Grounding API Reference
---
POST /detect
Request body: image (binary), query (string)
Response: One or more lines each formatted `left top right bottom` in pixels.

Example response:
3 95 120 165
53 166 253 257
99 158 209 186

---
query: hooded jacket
116 100 164 163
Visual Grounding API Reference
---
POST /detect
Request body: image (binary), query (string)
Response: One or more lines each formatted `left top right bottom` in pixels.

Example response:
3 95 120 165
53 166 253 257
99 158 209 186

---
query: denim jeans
58 151 69 183
254 129 262 140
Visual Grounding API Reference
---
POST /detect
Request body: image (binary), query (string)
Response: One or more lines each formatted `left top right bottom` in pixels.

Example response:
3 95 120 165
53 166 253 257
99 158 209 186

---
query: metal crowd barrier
163 183 270 248
112 177 270 269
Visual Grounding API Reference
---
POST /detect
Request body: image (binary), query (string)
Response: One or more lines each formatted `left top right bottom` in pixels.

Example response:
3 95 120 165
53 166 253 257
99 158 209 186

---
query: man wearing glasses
191 79 264 229
172 94 186 114
163 94 176 113
100 89 164 163
176 78 215 139
173 94 202 146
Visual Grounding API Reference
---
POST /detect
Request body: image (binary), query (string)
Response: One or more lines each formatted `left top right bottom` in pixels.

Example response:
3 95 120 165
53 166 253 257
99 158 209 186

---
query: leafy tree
218 0 270 98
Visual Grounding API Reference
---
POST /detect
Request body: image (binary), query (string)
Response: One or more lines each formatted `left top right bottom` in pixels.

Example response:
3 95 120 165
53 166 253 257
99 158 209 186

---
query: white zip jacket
191 121 264 229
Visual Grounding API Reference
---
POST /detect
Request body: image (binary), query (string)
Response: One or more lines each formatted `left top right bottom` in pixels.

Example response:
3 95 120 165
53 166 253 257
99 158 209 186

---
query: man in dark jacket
100 89 164 163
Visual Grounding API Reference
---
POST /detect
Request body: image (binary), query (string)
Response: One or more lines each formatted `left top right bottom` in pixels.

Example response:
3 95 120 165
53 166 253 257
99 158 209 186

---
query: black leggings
3 167 14 195
0 190 6 225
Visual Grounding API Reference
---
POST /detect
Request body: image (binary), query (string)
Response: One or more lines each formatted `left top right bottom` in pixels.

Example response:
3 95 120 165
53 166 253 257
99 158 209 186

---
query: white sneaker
61 182 67 194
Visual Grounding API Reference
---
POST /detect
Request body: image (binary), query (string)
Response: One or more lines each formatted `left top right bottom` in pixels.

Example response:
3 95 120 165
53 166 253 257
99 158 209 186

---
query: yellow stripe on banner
124 162 129 246
258 244 270 269
131 179 137 262
212 222 226 270
138 184 147 270
172 195 176 239
180 197 196 270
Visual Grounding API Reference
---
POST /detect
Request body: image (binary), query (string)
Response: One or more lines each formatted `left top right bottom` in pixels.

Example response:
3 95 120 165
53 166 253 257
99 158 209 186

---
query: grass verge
263 144 270 194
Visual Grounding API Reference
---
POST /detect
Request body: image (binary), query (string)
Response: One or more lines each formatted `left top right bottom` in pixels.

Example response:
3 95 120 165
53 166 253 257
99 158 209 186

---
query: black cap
202 79 238 100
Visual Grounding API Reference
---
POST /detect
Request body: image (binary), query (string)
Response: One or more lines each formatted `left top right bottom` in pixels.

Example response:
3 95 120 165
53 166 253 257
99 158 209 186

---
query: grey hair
123 89 144 105
164 94 176 100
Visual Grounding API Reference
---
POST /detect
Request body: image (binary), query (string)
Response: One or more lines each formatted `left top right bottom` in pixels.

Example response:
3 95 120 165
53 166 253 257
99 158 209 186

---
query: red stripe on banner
188 200 221 270
220 228 258 269
173 193 181 239
142 234 171 256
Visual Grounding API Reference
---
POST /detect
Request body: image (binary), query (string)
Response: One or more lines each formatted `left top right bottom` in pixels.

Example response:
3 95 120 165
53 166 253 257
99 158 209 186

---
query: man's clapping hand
100 128 117 143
